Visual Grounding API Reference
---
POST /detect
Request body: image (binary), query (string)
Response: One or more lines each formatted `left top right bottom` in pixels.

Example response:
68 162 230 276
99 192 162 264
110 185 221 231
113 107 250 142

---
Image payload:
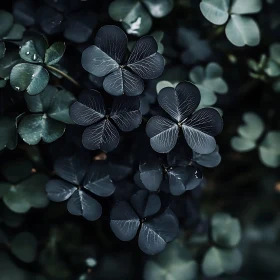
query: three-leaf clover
200 0 262 47
189 62 228 108
10 31 66 95
18 85 75 145
70 89 142 152
110 190 179 255
46 153 116 221
81 25 164 96
109 0 174 36
231 112 280 168
0 159 49 214
146 82 223 154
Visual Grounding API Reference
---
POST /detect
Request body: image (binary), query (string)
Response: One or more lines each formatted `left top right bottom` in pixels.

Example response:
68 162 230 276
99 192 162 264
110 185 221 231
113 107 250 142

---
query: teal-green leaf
142 0 174 18
44 42 66 66
238 112 264 141
259 131 280 168
18 114 65 145
19 40 44 63
200 0 230 25
264 59 280 77
0 182 11 198
231 136 256 152
211 213 241 248
0 116 18 151
231 0 262 15
151 31 164 54
202 247 242 277
269 43 280 64
3 24 26 41
10 63 49 95
0 50 21 79
0 42 5 59
0 78 7 87
11 232 37 263
3 185 31 213
24 85 75 124
225 15 260 47
0 10 14 38
109 0 152 36
144 241 198 280
2 207 25 228
20 173 49 208
197 85 218 107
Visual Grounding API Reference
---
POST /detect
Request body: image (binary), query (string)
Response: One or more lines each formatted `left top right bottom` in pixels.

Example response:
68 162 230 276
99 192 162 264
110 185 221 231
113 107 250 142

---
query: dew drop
26 51 30 55
32 54 37 61
15 86 20 91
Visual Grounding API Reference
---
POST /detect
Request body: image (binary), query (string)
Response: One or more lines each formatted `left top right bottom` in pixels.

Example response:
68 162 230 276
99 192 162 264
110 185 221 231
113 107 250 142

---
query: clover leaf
265 43 280 77
18 85 75 145
200 0 262 47
189 62 228 108
81 25 164 96
144 240 198 280
10 32 66 95
231 112 265 152
109 0 173 36
70 89 142 152
146 82 223 154
110 190 179 255
202 247 243 277
0 159 49 214
46 153 116 221
138 153 203 195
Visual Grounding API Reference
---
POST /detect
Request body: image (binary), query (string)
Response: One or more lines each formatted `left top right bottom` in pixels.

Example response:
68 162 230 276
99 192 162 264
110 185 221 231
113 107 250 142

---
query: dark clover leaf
147 82 223 154
182 108 223 154
67 189 102 221
110 95 142 132
110 191 179 255
44 42 66 66
3 23 26 41
158 82 201 122
36 6 64 35
10 63 49 95
193 145 221 167
64 10 98 43
82 25 164 96
138 209 179 255
83 162 116 197
130 190 161 218
211 213 241 248
139 160 163 191
109 0 173 36
46 153 115 221
110 200 140 241
0 116 18 151
168 166 202 196
70 89 142 152
11 232 37 263
146 116 179 153
82 119 120 152
13 0 36 27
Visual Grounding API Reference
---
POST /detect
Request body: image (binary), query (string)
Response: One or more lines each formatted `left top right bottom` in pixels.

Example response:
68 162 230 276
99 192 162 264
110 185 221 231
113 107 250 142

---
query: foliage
0 0 279 279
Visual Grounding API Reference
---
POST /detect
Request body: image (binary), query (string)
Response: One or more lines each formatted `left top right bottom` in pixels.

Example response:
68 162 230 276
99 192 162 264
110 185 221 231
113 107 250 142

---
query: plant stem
0 38 23 42
46 65 81 88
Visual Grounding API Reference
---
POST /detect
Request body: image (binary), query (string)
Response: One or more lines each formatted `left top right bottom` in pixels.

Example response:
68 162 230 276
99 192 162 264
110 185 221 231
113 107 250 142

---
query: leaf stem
0 38 23 42
46 65 81 88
